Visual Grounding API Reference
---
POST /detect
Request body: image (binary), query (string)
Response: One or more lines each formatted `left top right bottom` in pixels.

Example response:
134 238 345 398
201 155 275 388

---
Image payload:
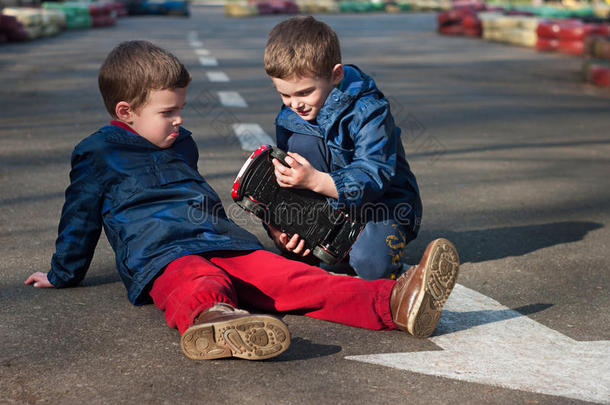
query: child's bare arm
272 152 338 198
25 272 55 288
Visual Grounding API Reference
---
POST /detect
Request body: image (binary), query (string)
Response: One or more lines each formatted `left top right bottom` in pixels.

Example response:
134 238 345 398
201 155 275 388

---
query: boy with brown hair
264 16 425 280
25 40 460 362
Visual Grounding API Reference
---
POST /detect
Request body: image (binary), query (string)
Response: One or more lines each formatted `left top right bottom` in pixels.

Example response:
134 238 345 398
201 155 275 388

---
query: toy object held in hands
231 145 364 265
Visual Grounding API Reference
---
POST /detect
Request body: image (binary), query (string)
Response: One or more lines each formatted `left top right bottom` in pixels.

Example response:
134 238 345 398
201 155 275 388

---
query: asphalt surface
1 6 609 405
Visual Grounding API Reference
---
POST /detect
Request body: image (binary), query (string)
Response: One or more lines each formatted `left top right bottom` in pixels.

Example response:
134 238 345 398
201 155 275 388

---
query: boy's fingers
294 239 306 254
25 273 40 285
286 234 300 249
287 152 306 166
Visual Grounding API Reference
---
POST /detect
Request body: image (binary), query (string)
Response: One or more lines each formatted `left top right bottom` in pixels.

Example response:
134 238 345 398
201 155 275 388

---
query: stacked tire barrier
224 0 259 16
0 13 28 42
536 19 610 55
437 7 483 37
2 7 66 40
224 0 420 17
295 0 339 13
436 3 610 88
1 2 129 43
42 2 92 29
126 0 189 16
480 12 539 47
89 2 117 27
583 36 610 86
256 0 299 14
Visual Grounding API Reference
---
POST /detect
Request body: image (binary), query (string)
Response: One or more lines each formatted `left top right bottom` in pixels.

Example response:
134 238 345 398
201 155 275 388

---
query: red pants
149 250 397 334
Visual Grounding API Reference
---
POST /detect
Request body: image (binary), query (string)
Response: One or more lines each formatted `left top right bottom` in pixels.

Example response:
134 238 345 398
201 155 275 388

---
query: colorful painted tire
462 14 481 29
558 39 584 55
465 26 482 37
536 37 560 51
224 3 258 17
92 15 116 27
559 23 599 41
2 7 43 27
536 19 579 39
583 59 610 86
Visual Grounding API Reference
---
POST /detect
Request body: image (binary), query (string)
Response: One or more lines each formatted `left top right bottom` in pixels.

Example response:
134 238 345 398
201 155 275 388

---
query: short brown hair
264 16 341 80
98 40 191 117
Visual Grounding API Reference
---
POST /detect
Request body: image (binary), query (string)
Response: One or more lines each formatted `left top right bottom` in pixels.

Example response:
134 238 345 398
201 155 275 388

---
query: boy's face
123 87 187 149
271 65 343 122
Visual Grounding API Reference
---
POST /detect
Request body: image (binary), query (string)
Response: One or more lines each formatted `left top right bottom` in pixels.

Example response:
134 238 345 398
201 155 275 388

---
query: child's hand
272 152 318 190
267 225 311 257
272 152 338 198
25 272 55 288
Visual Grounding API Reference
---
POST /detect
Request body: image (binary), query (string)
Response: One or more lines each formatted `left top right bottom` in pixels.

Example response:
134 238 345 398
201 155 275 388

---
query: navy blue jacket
48 124 262 304
275 65 422 236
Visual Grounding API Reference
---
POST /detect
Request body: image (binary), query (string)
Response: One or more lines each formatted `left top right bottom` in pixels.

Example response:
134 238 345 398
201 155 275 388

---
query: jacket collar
102 123 192 149
275 65 377 135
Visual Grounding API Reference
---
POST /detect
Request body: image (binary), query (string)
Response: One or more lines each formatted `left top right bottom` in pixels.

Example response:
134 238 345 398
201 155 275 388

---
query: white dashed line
198 56 218 67
218 91 247 108
232 124 275 151
194 48 210 56
206 71 230 82
189 40 204 48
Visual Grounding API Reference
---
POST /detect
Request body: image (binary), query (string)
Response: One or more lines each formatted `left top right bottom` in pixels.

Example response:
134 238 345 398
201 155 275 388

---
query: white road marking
346 284 610 404
218 91 247 108
206 71 230 82
198 56 218 67
187 31 198 41
195 48 210 56
232 124 275 151
189 40 204 48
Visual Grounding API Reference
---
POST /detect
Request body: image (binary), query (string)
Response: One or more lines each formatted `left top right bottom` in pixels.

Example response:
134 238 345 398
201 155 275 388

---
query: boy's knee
348 248 397 280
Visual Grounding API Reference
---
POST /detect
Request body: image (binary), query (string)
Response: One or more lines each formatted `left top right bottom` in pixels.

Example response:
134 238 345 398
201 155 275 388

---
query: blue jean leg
347 220 413 280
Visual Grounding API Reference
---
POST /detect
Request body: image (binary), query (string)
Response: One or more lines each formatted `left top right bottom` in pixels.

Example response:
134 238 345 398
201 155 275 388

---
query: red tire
439 24 467 36
536 37 560 51
537 19 579 39
437 11 454 27
465 26 482 37
590 64 610 86
558 39 584 55
462 14 481 29
593 24 610 37
559 23 599 42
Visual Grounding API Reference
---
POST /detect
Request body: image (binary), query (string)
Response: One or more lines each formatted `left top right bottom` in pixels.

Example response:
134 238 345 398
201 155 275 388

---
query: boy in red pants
25 41 460 361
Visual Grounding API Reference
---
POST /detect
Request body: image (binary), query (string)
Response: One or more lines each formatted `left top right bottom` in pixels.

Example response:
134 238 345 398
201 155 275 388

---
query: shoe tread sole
181 315 290 360
408 238 460 338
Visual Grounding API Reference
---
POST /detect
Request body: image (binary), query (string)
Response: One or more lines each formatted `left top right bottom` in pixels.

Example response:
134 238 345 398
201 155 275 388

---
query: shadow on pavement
417 220 603 264
272 337 342 362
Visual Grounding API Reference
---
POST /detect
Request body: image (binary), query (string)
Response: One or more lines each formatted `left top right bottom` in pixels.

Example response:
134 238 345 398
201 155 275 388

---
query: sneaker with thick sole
390 238 460 338
180 304 291 361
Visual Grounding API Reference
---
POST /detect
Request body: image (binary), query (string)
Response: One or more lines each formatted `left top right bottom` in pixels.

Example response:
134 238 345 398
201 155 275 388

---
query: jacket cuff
329 170 362 210
46 269 67 289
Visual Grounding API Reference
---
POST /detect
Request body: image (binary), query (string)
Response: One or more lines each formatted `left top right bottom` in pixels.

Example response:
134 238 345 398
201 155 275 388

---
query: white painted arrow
347 284 610 404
